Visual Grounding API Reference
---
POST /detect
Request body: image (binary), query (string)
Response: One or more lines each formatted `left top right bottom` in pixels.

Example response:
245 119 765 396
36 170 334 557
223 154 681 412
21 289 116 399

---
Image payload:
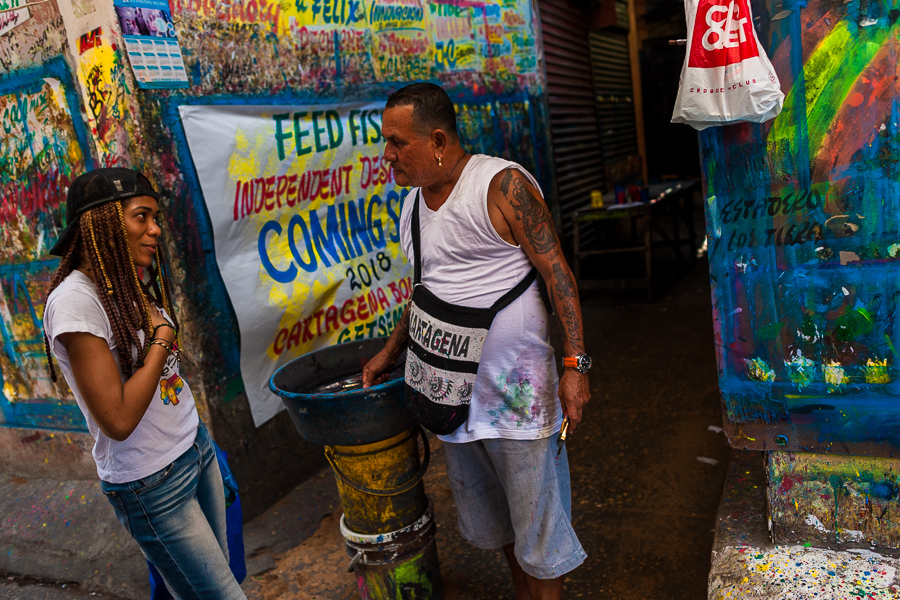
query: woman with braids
42 168 246 599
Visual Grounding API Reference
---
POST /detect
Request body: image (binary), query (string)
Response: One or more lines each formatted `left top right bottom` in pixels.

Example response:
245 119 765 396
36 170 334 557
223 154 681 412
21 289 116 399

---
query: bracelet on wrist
149 338 174 353
152 323 176 336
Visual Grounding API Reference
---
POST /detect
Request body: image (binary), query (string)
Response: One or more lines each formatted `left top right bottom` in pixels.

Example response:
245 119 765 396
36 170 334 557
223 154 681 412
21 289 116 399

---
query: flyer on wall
113 0 189 89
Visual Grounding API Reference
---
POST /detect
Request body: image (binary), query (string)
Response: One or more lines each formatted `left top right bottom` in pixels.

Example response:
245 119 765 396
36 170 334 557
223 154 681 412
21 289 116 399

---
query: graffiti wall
701 0 900 454
145 0 551 429
0 0 553 505
0 57 92 430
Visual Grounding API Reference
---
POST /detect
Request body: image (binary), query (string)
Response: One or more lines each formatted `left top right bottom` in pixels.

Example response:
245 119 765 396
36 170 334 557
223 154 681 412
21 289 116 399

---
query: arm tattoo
503 172 559 255
551 263 584 351
500 170 513 195
553 262 576 300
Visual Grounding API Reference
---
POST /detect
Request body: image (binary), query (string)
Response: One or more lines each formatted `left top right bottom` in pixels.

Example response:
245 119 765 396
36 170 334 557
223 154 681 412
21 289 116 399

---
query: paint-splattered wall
0 0 554 513
700 0 900 456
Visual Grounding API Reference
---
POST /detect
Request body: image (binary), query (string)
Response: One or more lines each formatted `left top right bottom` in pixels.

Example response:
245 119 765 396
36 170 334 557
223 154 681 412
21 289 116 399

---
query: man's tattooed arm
499 170 560 257
497 169 585 355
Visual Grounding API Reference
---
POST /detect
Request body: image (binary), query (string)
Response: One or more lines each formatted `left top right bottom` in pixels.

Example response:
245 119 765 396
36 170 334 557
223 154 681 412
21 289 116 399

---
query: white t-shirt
43 271 198 483
400 155 562 443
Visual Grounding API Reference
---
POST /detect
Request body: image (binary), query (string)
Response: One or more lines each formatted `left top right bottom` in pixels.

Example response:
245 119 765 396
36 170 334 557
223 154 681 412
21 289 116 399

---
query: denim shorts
100 422 246 600
443 435 587 579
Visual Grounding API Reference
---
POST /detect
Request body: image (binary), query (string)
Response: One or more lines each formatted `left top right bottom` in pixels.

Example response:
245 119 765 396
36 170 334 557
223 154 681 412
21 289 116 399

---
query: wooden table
571 179 699 301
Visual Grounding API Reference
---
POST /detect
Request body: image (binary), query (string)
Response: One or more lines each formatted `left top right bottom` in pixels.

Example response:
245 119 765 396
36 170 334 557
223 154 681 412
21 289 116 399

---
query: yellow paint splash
865 358 891 384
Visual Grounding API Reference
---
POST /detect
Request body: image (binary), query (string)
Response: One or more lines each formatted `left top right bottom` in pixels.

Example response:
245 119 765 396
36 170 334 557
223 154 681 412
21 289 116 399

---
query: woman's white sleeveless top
400 154 562 442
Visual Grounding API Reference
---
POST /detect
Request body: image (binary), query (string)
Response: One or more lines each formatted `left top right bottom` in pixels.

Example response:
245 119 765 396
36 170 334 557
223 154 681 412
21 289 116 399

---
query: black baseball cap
48 168 160 257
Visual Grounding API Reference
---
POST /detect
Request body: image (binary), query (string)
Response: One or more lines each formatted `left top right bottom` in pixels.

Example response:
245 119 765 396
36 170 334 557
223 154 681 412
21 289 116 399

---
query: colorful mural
75 26 142 166
141 0 550 429
0 58 92 430
701 0 900 453
167 0 541 97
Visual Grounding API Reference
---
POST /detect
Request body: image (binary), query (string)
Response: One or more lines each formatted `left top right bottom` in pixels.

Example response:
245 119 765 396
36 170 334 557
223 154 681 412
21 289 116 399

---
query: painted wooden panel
701 0 900 454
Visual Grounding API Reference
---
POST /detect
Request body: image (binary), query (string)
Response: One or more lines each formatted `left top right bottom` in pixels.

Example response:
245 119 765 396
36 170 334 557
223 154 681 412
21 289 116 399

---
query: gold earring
438 156 442 167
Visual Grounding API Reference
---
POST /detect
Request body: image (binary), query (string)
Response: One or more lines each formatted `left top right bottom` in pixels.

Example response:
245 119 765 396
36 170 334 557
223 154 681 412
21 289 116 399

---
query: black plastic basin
269 339 412 446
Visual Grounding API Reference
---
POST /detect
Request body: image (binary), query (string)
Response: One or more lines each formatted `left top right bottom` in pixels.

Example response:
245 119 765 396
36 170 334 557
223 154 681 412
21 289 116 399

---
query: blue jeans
100 423 246 599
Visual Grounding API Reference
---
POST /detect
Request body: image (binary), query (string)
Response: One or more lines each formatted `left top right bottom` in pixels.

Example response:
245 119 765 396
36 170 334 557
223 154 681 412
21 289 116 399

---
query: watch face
578 354 592 372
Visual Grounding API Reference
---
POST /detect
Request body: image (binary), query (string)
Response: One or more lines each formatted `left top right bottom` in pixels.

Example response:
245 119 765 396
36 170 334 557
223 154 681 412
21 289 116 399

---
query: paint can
326 426 429 534
270 339 444 598
342 502 443 600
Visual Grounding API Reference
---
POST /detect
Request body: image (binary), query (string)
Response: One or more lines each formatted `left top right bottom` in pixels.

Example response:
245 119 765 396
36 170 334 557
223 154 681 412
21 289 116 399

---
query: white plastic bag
671 0 784 130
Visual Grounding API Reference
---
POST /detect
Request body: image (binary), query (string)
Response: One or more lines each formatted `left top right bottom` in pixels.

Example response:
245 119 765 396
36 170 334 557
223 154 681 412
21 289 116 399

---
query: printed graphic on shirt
159 352 184 406
688 0 759 68
160 373 184 406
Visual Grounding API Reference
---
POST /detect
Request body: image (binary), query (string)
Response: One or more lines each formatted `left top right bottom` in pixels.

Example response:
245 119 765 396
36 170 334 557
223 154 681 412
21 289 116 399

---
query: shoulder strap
413 187 536 311
411 189 422 284
490 267 538 312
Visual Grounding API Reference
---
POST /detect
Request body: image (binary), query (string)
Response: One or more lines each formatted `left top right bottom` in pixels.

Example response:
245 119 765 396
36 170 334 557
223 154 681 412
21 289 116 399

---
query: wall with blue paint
701 0 900 455
0 0 555 513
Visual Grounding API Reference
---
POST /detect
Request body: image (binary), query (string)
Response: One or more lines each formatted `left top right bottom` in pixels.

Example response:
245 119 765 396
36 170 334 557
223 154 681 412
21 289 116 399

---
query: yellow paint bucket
325 426 429 535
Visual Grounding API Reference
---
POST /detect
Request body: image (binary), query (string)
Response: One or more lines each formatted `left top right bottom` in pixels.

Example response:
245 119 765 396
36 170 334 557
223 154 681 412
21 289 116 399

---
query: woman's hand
149 305 176 343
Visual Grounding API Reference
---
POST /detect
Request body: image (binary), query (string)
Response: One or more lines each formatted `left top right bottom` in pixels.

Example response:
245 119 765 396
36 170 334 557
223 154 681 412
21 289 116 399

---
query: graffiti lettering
0 167 67 225
232 166 353 221
725 219 823 250
309 0 364 25
720 193 824 224
257 191 406 282
232 157 393 222
433 16 471 40
335 305 407 344
345 251 392 290
78 27 103 54
434 39 456 69
369 2 424 25
272 283 408 355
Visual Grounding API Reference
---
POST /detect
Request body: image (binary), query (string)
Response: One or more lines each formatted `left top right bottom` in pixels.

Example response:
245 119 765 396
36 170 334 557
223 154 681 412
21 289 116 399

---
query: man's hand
362 348 395 388
363 305 411 388
558 370 590 433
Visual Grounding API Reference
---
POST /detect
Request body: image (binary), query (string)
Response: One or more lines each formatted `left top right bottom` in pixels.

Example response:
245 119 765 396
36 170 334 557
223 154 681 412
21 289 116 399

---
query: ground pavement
2 254 734 599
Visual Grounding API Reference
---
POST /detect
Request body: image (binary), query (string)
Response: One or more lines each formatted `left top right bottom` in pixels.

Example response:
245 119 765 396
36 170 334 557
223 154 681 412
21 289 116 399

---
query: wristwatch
563 353 592 374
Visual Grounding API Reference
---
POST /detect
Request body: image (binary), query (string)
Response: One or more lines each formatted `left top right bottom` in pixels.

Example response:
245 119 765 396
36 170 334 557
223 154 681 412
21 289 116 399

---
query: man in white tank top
363 83 591 599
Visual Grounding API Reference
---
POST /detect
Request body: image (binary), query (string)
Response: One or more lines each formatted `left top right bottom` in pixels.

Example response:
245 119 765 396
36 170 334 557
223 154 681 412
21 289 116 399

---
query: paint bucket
270 339 443 598
326 426 429 534
269 339 415 446
342 502 443 600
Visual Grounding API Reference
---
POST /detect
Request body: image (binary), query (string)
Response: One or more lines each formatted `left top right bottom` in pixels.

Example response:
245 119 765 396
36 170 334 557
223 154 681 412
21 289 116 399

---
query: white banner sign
180 103 411 426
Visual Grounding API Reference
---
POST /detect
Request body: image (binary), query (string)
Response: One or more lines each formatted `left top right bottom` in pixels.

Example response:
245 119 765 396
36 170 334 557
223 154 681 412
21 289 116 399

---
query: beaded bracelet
152 323 177 336
149 338 174 353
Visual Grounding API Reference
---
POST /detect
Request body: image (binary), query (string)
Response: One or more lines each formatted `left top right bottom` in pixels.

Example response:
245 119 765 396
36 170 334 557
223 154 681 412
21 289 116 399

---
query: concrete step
709 449 900 599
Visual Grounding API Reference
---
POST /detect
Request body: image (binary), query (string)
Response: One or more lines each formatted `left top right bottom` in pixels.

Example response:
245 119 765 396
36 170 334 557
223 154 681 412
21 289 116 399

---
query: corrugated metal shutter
537 0 606 249
590 17 640 174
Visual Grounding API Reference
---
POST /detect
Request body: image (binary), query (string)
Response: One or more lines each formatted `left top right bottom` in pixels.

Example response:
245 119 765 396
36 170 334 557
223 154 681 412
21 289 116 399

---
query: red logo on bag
689 0 759 68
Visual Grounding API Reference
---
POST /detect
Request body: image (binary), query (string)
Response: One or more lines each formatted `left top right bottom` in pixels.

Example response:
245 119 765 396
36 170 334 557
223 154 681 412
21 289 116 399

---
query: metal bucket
342 502 443 600
268 339 414 446
327 426 429 534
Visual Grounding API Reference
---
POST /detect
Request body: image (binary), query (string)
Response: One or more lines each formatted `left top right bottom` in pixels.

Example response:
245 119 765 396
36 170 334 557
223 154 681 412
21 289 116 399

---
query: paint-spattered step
709 450 900 599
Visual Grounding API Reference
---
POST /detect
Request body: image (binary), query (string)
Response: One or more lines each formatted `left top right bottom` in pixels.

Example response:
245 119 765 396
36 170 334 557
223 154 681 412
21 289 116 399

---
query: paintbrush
556 413 569 458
